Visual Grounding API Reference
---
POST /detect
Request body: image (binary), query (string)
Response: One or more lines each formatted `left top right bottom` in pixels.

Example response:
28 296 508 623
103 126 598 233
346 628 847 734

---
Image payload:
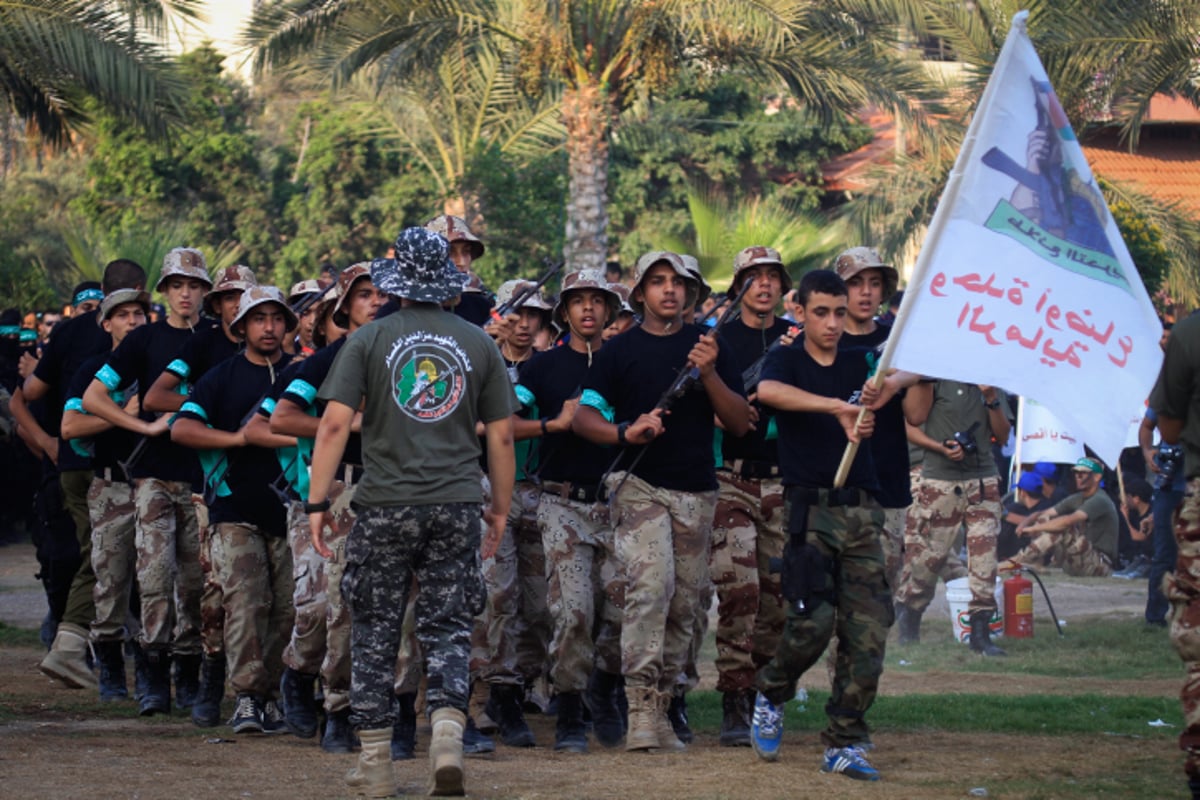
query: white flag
1017 397 1086 464
886 11 1162 467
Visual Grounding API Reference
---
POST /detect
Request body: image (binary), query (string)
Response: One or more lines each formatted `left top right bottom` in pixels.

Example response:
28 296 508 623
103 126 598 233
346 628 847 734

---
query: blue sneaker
822 744 881 781
750 692 783 762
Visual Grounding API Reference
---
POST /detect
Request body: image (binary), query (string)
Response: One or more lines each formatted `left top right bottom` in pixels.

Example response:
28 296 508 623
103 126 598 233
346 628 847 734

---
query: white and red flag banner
886 10 1162 466
1016 396 1086 464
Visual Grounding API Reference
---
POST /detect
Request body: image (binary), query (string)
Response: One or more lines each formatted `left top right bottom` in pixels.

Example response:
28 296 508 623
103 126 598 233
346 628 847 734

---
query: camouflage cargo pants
209 522 294 697
902 466 967 587
134 478 203 655
608 472 716 692
709 472 786 692
88 478 137 643
282 479 355 713
757 492 892 749
537 491 623 692
1015 524 1112 577
343 503 480 729
896 475 1001 616
473 480 550 686
1169 479 1200 782
194 497 224 656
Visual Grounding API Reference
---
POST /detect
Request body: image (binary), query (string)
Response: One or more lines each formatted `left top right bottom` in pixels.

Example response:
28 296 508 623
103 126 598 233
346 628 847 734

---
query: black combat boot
667 692 694 744
553 692 588 753
173 652 202 711
321 707 358 753
191 653 226 728
391 692 417 760
130 641 151 701
583 669 624 748
718 689 752 747
968 610 1007 657
489 684 535 748
895 603 923 645
138 647 171 716
462 715 496 756
95 640 128 702
279 667 319 738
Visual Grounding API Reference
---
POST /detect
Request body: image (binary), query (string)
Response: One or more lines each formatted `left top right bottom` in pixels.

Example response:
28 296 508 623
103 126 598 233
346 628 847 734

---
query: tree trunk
561 84 611 272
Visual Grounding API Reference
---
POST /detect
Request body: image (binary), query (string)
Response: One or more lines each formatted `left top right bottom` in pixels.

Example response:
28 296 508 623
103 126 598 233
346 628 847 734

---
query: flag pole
1012 395 1026 486
833 10 1033 488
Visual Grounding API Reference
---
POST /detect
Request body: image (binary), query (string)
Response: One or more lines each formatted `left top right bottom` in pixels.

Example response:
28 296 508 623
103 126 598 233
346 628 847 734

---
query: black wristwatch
304 499 331 514
984 398 1001 410
616 421 631 446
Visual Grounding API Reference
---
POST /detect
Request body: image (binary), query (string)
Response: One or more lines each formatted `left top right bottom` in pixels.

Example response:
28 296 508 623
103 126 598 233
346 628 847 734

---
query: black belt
722 459 780 480
787 486 866 508
542 480 601 504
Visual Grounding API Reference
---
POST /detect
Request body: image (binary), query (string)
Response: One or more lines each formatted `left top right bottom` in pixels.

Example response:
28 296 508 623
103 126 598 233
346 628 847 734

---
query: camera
945 421 981 457
1154 444 1185 491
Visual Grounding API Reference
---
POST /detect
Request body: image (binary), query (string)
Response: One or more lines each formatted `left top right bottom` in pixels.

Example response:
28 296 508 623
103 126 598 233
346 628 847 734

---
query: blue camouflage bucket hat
371 227 467 305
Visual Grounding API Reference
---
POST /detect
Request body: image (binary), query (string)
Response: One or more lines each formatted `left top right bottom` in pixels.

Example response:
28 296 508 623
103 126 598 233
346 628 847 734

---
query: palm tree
246 0 944 271
0 0 199 148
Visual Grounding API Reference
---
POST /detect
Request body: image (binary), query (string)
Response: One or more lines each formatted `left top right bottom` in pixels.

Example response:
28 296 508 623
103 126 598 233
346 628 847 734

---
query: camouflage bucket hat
629 251 697 316
608 282 634 314
371 227 467 305
732 245 791 293
553 269 621 328
679 254 712 307
156 247 212 293
287 278 321 305
332 263 375 322
203 265 258 316
495 279 554 313
833 246 899 298
97 289 151 326
424 214 485 260
230 285 298 334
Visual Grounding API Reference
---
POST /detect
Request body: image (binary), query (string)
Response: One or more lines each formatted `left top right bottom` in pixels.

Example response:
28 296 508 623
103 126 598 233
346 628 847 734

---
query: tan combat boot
345 727 395 798
624 685 659 752
38 622 97 689
428 706 466 796
654 689 686 752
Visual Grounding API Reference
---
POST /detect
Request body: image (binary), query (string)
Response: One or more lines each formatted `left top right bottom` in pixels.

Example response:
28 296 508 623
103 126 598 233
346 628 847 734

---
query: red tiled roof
1083 136 1200 218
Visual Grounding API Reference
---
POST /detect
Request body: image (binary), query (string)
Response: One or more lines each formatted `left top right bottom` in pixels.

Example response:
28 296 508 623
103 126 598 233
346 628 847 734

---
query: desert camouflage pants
344 503 480 729
896 475 1001 616
282 479 356 713
903 466 968 587
88 478 138 643
1014 524 1112 577
608 471 716 692
134 478 202 655
1169 478 1200 781
709 472 786 692
537 492 623 692
757 494 891 749
209 522 294 697
472 480 550 685
194 498 224 656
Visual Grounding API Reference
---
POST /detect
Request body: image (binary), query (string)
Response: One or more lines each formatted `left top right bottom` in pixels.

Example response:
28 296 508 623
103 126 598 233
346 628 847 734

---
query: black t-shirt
33 310 109 470
99 320 201 485
582 324 744 492
164 319 239 389
719 316 792 465
839 323 911 507
178 353 294 535
518 344 612 485
274 337 363 467
65 353 137 479
454 293 493 327
760 335 880 496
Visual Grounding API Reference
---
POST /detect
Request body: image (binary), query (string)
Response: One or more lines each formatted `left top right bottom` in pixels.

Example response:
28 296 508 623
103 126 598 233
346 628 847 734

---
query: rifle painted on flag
833 10 1162 486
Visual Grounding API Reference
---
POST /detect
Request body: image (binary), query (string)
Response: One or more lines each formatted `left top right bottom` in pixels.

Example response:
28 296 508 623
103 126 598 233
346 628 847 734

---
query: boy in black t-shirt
512 268 624 751
751 269 913 781
709 246 796 747
173 286 298 735
574 251 749 752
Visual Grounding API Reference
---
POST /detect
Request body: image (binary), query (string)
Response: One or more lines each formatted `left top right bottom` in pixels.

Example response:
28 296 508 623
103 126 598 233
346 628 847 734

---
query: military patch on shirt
388 331 471 422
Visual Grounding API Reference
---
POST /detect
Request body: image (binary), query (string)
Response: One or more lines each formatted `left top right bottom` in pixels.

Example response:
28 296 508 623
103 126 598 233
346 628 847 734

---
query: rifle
741 325 801 394
601 279 754 500
291 287 327 319
490 259 565 321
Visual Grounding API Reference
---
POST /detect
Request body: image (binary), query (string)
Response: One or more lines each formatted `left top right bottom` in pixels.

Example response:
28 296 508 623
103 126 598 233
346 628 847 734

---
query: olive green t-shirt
1150 312 1200 479
319 305 517 507
921 381 1012 481
1054 490 1118 564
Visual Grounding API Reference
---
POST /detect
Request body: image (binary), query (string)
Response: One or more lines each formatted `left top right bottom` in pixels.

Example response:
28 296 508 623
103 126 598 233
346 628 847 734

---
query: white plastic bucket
945 577 1003 644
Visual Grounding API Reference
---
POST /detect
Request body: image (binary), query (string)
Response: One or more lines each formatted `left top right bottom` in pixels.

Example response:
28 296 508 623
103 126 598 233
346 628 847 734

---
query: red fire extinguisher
1004 569 1034 638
